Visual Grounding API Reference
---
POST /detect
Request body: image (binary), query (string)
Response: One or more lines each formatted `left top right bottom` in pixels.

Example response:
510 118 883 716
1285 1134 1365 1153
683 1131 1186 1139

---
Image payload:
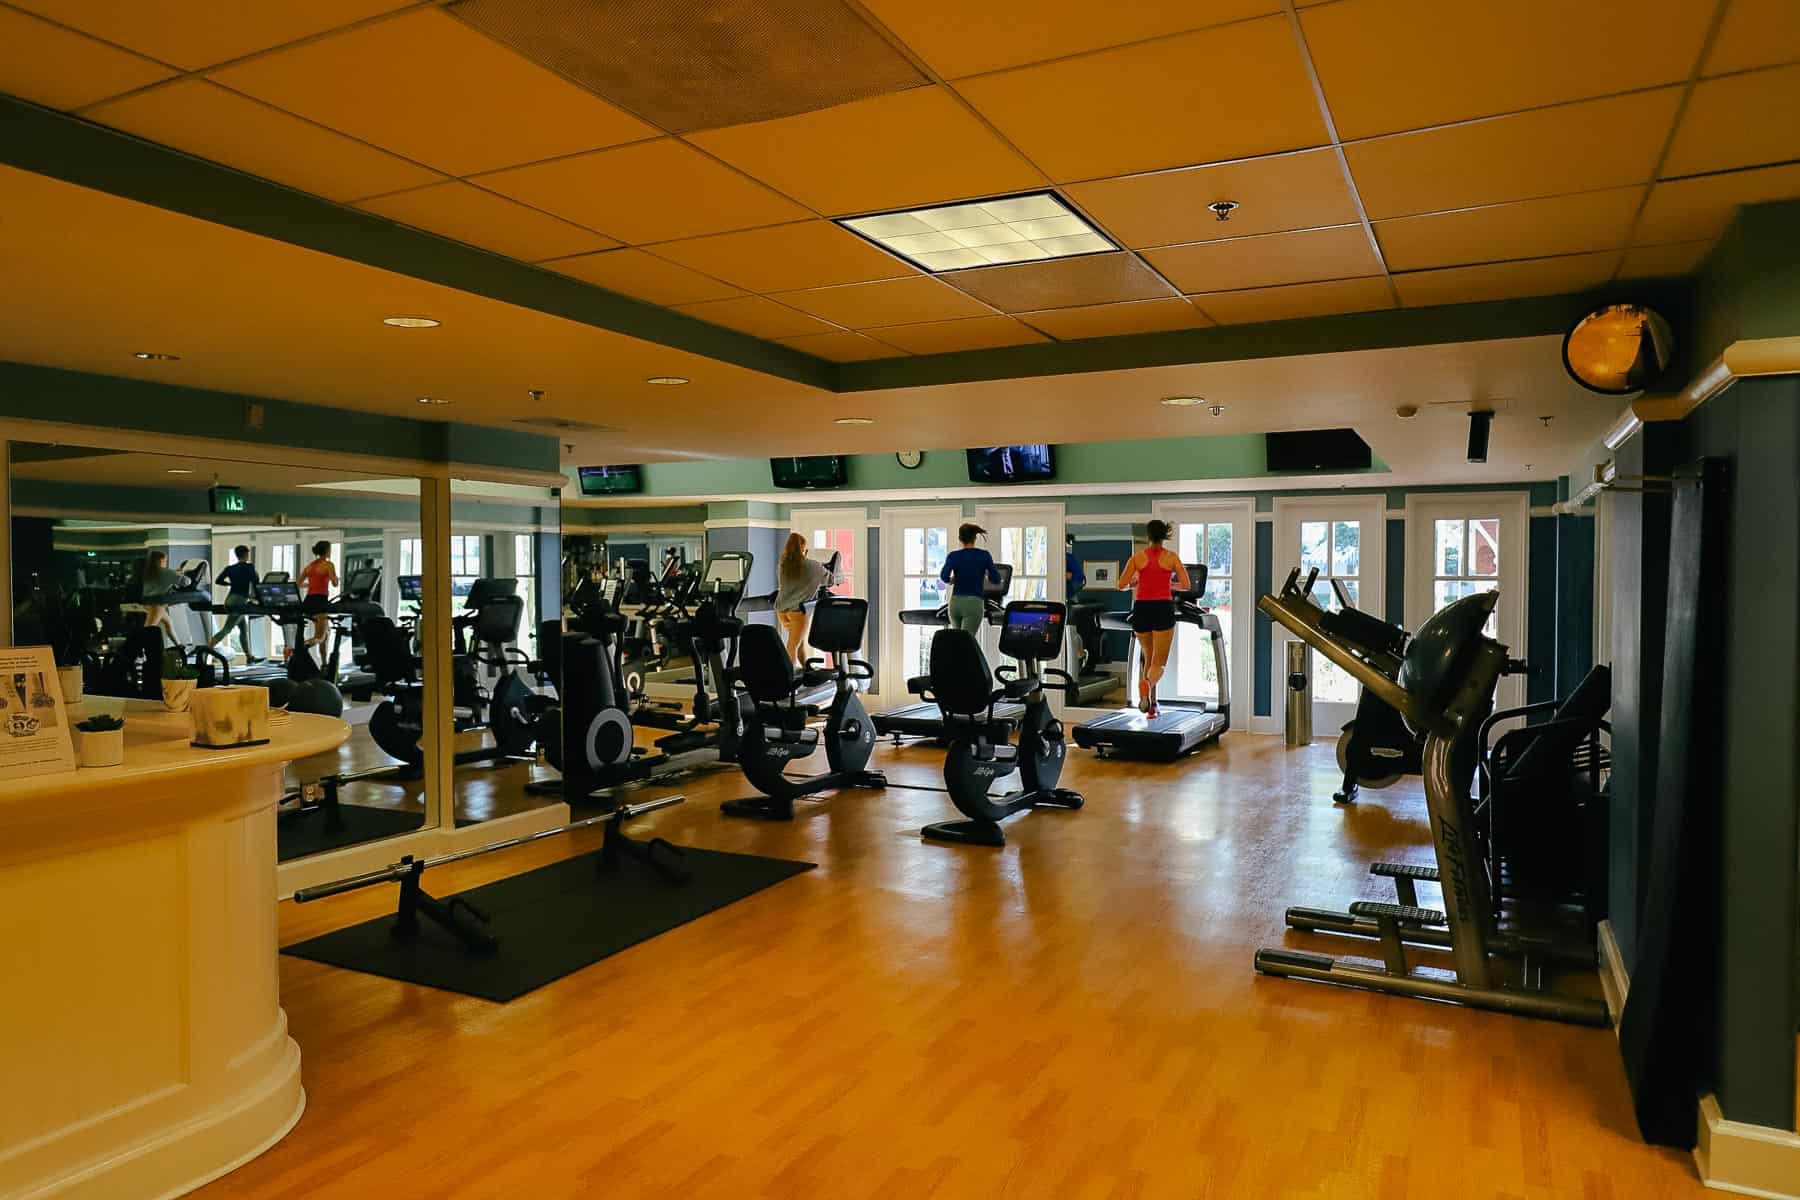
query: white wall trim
1597 918 1630 1027
560 521 706 535
702 516 791 531
563 475 1419 509
1067 511 1152 525
1696 1095 1800 1199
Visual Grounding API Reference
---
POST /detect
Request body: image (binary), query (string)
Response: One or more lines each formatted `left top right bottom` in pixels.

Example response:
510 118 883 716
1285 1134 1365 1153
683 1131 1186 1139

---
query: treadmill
1064 592 1127 706
872 563 1022 741
1072 563 1229 761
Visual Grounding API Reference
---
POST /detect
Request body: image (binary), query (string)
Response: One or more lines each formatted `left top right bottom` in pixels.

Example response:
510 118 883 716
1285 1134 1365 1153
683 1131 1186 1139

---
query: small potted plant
74 713 125 768
161 649 199 713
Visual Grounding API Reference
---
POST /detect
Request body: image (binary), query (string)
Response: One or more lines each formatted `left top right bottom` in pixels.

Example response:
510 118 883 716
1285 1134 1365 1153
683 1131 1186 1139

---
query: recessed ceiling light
1395 405 1419 420
383 316 440 329
134 351 180 361
166 468 194 475
416 396 450 406
834 416 876 425
840 192 1115 273
645 376 689 386
1161 396 1205 407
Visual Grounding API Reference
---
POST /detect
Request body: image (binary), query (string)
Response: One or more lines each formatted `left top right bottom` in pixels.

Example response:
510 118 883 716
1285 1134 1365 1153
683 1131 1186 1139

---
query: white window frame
788 506 868 600
1404 491 1531 712
1271 495 1386 734
879 504 961 700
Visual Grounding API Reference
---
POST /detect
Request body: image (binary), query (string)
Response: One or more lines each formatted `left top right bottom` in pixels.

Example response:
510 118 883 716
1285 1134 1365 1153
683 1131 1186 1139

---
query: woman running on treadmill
775 533 833 666
298 540 338 658
1117 519 1190 717
940 523 999 636
137 550 183 648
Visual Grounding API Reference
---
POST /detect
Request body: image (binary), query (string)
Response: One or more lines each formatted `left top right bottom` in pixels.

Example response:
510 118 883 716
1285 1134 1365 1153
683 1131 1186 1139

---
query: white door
1406 491 1530 712
880 506 959 700
976 503 1063 703
1273 495 1386 735
1150 498 1253 728
790 506 866 600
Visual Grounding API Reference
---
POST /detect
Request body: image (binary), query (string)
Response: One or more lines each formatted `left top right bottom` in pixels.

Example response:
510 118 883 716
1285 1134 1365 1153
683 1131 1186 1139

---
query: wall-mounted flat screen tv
770 455 847 489
967 445 1056 483
1264 429 1372 473
577 465 644 496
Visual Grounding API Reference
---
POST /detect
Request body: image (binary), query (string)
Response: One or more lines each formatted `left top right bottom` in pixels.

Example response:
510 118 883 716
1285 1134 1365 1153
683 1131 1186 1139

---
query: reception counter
0 702 348 1200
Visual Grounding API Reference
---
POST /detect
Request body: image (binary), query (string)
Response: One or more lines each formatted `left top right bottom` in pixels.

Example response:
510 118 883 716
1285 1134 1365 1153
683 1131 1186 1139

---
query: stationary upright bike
722 593 885 819
920 600 1083 846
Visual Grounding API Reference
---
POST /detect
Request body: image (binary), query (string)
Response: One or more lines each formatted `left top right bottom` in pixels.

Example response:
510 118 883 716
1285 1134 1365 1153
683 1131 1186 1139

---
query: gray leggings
947 594 986 635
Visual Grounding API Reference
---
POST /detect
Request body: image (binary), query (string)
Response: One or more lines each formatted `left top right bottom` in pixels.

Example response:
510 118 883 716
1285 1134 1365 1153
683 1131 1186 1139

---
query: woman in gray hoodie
774 533 834 666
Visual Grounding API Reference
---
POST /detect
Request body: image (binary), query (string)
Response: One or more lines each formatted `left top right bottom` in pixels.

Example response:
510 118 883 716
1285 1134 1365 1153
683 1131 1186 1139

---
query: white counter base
0 707 346 1200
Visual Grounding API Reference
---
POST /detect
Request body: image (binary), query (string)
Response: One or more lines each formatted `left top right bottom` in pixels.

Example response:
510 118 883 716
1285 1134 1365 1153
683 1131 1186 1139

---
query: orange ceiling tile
1392 252 1621 308
674 296 837 340
0 6 172 110
357 182 617 264
955 17 1327 182
1704 0 1800 75
1143 226 1381 294
211 8 656 177
652 222 916 293
541 249 744 307
688 87 1046 216
1188 276 1394 324
1616 241 1715 280
773 276 994 328
945 252 1174 312
1018 298 1211 340
1662 66 1800 179
854 0 1279 79
866 316 1050 354
776 331 908 362
86 79 441 203
11 0 412 70
1373 187 1644 273
476 139 808 245
1633 162 1800 243
1302 0 1714 139
1344 89 1682 220
1066 149 1359 249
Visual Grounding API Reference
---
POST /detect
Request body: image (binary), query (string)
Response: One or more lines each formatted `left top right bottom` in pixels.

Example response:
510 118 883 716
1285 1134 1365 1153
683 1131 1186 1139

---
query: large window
996 523 1050 600
399 537 423 576
450 534 482 599
1431 517 1501 635
1298 518 1362 702
514 533 537 633
1172 519 1234 699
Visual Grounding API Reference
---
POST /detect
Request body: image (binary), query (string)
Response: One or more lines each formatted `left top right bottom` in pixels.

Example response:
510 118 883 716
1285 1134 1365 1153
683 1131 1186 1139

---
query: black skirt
301 594 330 616
1129 600 1176 632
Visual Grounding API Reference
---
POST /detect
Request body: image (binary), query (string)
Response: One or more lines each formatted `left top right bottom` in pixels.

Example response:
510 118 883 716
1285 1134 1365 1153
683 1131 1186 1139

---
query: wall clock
896 450 924 470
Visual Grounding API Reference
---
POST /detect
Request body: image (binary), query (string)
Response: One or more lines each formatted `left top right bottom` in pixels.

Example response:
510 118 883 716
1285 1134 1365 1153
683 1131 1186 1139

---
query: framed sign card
0 645 76 780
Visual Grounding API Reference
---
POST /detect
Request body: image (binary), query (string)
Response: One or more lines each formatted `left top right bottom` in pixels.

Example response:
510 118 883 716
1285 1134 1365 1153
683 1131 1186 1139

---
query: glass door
790 506 866 599
1149 499 1253 726
1273 496 1385 735
1406 492 1530 711
880 506 958 701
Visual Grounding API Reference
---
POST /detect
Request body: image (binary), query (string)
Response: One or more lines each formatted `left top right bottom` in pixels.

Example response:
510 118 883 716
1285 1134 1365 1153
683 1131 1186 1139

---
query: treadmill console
984 562 1014 598
255 580 302 607
998 601 1066 662
1176 563 1209 602
398 574 422 602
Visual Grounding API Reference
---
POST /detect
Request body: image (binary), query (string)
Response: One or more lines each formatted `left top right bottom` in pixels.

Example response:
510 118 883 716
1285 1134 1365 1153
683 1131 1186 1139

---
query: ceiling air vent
513 417 622 434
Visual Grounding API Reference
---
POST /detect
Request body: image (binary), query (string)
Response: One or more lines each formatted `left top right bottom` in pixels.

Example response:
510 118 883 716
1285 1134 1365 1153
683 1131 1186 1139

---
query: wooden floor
210 733 1707 1199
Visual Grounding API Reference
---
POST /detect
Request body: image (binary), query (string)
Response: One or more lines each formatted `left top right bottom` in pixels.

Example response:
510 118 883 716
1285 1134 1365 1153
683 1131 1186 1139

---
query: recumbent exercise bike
919 600 1083 846
721 592 886 820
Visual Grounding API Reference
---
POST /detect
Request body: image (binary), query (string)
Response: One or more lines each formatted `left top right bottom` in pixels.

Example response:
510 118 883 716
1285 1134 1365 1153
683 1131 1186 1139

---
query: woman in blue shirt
939 523 999 635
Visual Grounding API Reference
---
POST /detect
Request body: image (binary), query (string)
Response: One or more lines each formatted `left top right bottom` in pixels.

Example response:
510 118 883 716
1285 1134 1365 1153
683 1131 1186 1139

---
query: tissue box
189 685 271 749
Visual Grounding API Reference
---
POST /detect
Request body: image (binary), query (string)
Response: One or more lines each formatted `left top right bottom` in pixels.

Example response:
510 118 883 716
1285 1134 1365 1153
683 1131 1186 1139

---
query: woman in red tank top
298 539 338 657
1117 520 1192 717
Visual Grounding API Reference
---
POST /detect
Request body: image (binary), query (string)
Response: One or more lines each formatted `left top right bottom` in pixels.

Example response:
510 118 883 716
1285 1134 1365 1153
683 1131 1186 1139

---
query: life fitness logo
971 763 1003 778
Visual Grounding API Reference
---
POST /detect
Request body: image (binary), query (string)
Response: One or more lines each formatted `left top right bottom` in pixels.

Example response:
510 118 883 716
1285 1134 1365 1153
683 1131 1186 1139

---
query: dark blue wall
1254 521 1273 717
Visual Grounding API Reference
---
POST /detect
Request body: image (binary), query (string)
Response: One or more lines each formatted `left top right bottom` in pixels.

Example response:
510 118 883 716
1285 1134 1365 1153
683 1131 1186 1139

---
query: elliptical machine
919 600 1083 846
722 593 886 820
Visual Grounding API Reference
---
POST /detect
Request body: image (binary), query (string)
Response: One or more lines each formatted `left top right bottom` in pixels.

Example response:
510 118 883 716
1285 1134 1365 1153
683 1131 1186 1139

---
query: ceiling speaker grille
449 0 926 134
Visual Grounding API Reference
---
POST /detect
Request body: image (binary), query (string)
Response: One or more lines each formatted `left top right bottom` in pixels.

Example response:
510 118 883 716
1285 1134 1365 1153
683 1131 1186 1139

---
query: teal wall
567 435 1390 500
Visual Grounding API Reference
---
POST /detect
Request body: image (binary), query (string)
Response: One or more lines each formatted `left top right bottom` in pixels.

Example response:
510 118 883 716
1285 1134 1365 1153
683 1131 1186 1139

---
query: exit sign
210 485 245 515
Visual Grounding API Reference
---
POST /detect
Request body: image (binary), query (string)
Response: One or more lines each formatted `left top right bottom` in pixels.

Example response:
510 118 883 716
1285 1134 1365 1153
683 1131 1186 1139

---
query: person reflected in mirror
209 544 261 663
1118 519 1190 718
138 550 183 648
298 540 338 661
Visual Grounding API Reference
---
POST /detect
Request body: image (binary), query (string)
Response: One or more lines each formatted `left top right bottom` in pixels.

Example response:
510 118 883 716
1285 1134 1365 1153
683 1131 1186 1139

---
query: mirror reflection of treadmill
1071 564 1229 761
872 562 1026 741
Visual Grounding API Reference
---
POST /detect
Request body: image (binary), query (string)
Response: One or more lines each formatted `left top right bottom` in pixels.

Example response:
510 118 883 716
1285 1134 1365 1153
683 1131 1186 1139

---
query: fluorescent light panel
840 192 1113 273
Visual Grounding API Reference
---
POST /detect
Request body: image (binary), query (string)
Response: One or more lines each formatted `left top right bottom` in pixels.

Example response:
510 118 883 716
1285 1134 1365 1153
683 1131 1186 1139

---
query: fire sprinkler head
1208 200 1239 222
